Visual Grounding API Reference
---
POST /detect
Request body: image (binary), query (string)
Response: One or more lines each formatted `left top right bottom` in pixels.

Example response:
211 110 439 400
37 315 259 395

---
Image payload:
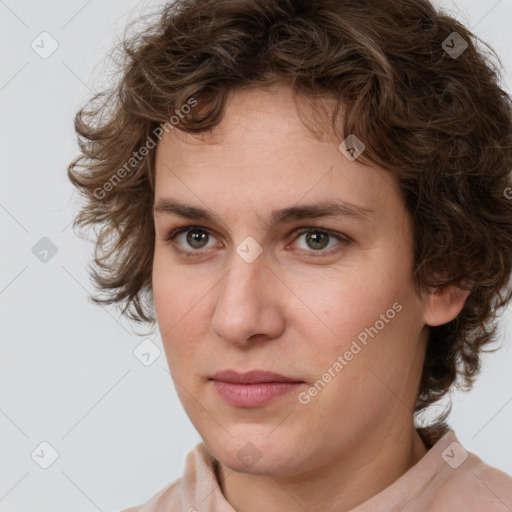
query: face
152 83 430 477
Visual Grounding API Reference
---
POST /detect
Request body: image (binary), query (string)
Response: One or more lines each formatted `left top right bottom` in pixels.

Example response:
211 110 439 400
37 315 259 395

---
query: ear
422 283 471 327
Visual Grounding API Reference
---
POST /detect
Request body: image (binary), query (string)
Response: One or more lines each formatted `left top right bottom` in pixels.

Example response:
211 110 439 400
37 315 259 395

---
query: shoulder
120 477 181 512
429 446 512 511
119 442 212 512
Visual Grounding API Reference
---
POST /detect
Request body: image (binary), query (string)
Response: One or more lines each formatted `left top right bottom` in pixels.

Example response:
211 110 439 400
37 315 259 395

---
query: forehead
153 84 404 225
157 84 337 157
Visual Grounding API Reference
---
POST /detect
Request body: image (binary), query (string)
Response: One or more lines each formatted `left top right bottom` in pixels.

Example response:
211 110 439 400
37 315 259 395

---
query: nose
209 250 285 347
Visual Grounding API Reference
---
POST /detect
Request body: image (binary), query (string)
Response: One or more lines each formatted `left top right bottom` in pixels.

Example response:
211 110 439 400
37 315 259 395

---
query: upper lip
210 370 302 384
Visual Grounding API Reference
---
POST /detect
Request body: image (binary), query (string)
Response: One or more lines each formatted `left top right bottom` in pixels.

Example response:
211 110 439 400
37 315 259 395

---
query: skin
151 83 469 512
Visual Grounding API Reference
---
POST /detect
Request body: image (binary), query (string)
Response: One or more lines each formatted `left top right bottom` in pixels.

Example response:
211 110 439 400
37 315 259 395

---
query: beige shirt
122 429 512 511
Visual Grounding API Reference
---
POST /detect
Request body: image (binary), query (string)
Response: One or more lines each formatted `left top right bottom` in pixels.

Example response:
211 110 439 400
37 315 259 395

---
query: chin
204 428 302 474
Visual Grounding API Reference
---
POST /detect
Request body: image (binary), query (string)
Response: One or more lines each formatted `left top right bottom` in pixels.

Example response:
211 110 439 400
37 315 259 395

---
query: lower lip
211 380 302 407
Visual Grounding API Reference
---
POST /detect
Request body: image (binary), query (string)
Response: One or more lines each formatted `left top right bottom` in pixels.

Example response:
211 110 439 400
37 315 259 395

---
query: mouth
209 369 304 408
209 369 303 384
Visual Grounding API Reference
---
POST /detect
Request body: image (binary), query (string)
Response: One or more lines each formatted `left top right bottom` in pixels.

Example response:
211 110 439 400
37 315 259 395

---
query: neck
215 422 428 512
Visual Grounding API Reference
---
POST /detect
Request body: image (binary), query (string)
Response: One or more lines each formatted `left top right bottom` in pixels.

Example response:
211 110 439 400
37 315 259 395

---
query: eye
165 225 351 257
166 226 219 253
290 227 351 255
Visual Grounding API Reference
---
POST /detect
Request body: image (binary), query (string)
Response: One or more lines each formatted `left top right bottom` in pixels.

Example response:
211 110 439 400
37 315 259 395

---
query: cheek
152 250 195 329
152 253 173 327
294 270 397 342
152 253 187 357
295 260 417 373
152 251 213 368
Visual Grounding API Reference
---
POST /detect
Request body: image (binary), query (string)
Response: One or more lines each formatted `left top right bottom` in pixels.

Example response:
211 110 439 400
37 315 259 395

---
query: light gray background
0 0 511 511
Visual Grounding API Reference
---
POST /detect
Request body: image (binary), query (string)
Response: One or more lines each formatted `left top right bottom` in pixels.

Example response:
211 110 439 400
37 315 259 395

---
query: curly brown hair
68 0 512 436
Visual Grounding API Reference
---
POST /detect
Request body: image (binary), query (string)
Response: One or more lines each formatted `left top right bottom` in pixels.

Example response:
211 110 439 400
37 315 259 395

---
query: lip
210 369 302 384
209 370 304 408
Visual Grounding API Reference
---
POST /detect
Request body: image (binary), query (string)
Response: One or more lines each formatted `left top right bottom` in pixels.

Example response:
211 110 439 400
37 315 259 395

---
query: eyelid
287 226 352 256
165 225 221 244
164 224 351 255
164 225 222 256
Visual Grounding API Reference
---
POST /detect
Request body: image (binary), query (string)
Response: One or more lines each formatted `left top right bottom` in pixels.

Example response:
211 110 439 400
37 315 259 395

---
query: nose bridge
217 250 266 318
221 231 268 301
210 248 282 345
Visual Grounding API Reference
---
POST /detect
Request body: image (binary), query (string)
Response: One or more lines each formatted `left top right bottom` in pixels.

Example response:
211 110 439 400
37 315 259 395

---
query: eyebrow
154 198 374 227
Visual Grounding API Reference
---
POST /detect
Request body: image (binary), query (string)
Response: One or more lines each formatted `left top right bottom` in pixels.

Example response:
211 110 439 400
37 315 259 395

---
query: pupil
188 230 207 248
307 232 328 250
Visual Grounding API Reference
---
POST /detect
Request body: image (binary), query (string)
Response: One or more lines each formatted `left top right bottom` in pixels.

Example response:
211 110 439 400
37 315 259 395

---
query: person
67 0 512 510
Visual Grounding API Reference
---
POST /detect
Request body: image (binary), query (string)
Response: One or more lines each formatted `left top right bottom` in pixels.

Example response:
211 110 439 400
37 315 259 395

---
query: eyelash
163 225 352 258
